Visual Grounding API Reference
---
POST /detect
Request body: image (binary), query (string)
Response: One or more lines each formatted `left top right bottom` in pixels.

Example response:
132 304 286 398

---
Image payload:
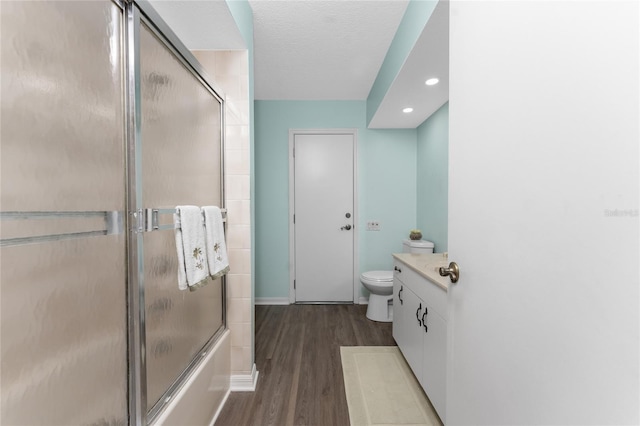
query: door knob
439 261 460 283
340 224 352 230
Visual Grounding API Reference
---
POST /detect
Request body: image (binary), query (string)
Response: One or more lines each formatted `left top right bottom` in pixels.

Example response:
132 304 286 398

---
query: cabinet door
421 305 447 422
392 279 407 349
396 282 424 382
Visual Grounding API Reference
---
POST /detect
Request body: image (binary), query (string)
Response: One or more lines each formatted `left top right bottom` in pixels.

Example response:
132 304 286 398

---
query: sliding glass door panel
0 1 127 424
1 238 128 425
0 0 126 212
138 22 224 410
143 230 223 407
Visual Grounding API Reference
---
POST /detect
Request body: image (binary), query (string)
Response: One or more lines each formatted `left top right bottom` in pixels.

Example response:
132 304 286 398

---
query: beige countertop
392 253 451 291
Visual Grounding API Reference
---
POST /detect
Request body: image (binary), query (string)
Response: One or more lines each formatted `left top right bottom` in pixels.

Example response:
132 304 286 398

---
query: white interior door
447 2 639 425
293 133 354 302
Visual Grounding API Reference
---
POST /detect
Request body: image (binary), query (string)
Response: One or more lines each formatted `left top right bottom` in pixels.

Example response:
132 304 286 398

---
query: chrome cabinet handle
439 261 460 283
340 224 352 230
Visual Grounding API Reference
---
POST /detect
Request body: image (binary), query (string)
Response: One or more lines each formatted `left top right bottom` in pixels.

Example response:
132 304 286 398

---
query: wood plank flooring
215 304 396 426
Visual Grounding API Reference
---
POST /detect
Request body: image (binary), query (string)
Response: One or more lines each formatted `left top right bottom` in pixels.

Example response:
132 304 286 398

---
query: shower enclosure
1 1 227 424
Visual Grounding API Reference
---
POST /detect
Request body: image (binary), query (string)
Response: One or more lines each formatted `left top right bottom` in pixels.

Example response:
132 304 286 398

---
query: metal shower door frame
123 2 227 424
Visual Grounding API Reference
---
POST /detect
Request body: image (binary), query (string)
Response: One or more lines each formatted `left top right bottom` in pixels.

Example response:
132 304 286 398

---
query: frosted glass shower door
0 1 127 425
138 22 225 412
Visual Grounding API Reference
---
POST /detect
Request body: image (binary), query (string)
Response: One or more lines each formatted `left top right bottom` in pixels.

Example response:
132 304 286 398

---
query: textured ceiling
249 0 410 100
146 0 449 128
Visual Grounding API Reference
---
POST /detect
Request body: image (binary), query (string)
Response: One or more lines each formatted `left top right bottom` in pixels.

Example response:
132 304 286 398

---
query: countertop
392 253 450 291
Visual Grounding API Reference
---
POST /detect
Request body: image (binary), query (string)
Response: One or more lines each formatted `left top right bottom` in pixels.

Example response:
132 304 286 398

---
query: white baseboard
257 297 370 305
230 363 259 392
255 297 290 305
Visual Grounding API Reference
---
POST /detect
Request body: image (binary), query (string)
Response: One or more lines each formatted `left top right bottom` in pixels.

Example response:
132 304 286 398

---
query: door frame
288 129 359 304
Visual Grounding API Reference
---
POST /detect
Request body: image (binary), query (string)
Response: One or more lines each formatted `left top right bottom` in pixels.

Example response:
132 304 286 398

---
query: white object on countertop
402 239 435 253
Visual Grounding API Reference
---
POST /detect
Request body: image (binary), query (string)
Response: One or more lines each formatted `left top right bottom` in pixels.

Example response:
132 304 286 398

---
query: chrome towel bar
0 207 227 246
0 210 124 247
133 207 227 233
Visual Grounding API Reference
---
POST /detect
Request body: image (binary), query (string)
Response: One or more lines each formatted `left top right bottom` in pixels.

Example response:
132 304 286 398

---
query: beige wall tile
227 225 250 249
226 274 244 299
239 274 252 298
227 298 243 324
218 75 241 99
239 175 250 200
226 225 243 249
225 125 244 151
226 175 250 201
215 51 248 76
241 298 251 323
230 323 242 347
191 51 216 76
230 346 243 372
227 274 251 299
192 49 252 375
243 323 252 347
226 103 246 126
242 347 252 371
226 200 250 226
227 248 250 274
225 150 249 175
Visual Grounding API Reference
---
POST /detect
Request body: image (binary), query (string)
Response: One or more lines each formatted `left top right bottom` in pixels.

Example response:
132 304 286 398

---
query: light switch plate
366 221 380 231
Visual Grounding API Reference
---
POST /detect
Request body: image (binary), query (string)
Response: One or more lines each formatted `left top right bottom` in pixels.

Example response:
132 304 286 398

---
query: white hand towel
174 206 210 291
202 206 230 279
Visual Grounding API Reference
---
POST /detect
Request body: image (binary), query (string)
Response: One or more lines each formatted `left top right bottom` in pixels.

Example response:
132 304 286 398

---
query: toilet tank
402 239 435 254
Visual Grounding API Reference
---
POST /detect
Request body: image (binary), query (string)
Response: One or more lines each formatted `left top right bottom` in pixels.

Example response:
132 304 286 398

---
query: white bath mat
340 346 442 426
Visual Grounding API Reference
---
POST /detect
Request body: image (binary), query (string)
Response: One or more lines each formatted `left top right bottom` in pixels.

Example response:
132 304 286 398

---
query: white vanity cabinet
392 276 424 381
392 256 448 423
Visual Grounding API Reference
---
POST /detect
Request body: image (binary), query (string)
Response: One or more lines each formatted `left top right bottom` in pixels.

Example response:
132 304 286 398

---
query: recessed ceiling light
402 107 413 113
425 78 439 86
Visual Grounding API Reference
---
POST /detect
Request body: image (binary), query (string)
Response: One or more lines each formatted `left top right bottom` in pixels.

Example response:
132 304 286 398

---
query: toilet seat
360 270 393 285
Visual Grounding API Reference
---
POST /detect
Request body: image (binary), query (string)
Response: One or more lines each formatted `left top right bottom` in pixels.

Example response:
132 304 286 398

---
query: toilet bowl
361 238 435 323
360 270 394 322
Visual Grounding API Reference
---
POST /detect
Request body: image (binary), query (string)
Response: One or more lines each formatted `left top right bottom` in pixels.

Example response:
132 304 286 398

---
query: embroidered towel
174 206 209 290
202 206 230 279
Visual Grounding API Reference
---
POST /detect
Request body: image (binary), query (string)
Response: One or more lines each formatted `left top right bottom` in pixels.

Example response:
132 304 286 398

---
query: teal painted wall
416 102 448 252
366 0 439 125
254 101 417 298
360 129 417 271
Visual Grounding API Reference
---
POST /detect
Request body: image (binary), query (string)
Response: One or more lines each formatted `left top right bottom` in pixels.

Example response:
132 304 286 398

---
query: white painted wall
447 1 639 424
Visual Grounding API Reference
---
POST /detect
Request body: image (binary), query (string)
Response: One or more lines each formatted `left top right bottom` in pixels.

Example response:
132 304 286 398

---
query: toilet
360 270 395 322
360 239 435 322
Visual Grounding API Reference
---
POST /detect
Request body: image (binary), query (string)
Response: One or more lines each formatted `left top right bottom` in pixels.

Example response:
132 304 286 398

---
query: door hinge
293 214 295 224
294 279 296 289
293 147 295 158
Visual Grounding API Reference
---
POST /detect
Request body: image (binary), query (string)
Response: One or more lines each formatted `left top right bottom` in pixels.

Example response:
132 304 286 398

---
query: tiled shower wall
192 50 252 375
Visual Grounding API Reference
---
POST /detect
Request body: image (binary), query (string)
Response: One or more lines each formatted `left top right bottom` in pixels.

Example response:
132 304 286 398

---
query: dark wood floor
215 304 396 426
